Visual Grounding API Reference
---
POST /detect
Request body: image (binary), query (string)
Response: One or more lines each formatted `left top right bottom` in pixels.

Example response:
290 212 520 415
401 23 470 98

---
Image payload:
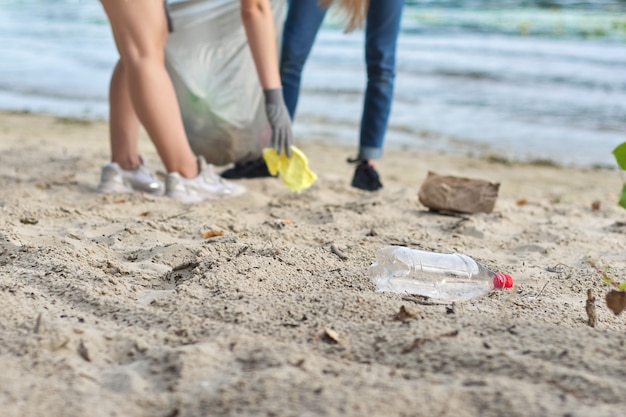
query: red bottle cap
493 273 513 289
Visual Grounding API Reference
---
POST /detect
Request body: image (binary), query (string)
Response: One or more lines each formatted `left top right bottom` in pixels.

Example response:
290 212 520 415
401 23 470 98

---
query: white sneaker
97 160 163 195
165 157 246 203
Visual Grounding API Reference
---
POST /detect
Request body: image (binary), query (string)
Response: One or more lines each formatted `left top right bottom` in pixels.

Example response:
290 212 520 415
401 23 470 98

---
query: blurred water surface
0 0 624 166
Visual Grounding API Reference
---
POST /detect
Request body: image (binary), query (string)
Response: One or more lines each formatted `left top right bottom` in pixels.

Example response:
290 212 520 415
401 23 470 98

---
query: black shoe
350 160 383 191
220 157 275 179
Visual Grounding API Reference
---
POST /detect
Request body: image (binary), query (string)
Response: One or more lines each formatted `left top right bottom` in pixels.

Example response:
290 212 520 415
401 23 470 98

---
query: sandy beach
1 110 625 417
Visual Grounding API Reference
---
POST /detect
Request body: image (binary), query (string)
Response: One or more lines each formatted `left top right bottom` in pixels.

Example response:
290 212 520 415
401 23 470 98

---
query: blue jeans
280 0 405 161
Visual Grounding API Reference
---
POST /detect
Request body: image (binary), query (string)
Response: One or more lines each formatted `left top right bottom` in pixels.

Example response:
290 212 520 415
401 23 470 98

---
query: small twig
546 262 573 273
400 295 443 305
77 339 91 362
330 244 348 261
162 209 195 221
402 330 459 354
33 313 42 334
236 245 249 257
586 289 598 328
536 281 550 299
172 261 199 272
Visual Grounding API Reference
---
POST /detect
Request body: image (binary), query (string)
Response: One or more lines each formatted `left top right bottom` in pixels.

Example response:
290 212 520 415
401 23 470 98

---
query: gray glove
264 88 293 157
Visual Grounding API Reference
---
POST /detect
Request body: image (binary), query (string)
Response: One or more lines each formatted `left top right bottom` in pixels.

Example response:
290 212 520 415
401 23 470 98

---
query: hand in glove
264 88 293 158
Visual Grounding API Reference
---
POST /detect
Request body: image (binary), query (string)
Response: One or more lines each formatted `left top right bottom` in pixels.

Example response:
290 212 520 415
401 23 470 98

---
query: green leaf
618 282 626 291
613 142 626 170
619 183 626 210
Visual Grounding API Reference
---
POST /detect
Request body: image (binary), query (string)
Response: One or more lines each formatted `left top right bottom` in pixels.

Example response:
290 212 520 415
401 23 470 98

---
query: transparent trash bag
165 0 286 166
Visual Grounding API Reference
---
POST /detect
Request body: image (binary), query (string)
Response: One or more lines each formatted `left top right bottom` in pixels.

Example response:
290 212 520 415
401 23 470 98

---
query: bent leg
358 0 405 161
100 0 197 177
280 0 327 119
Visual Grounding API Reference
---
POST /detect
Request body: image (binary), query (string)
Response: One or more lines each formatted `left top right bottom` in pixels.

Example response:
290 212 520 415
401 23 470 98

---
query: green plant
586 258 626 291
586 257 626 316
613 142 626 209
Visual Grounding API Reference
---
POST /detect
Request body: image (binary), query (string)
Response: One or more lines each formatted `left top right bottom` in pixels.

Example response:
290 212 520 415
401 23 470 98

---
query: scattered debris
236 245 249 257
605 290 626 316
330 244 348 261
402 330 459 354
315 327 351 358
266 219 293 230
172 261 199 272
33 313 43 334
393 305 421 322
516 198 528 206
586 289 597 327
77 339 91 362
162 209 195 221
591 200 601 211
546 263 569 273
446 303 456 315
418 171 500 214
202 230 224 239
317 327 341 344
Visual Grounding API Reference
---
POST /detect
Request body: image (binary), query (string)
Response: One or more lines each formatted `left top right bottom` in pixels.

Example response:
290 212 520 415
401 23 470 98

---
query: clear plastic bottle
370 246 513 301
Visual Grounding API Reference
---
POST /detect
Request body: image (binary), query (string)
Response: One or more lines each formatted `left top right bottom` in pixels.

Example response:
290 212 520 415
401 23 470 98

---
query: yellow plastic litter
262 146 317 192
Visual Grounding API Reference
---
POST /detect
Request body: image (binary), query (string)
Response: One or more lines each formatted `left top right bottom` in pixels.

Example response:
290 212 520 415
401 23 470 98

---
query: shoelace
201 165 231 187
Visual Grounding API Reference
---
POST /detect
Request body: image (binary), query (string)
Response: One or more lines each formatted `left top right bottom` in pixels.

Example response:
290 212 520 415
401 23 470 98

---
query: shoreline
1 109 625 416
7 108 622 171
1 109 623 204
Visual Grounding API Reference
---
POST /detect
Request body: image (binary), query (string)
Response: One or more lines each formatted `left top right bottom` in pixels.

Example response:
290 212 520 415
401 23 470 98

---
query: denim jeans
280 0 405 161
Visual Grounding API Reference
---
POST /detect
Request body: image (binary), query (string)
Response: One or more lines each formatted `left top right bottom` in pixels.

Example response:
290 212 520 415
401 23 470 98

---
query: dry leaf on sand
202 230 224 239
605 290 626 316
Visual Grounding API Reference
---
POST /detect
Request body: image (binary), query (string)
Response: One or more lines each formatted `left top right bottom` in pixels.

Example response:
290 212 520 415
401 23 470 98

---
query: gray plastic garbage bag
165 0 286 166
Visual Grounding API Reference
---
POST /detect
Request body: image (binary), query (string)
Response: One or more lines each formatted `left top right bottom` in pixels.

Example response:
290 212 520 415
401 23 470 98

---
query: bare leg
100 0 198 178
108 60 141 170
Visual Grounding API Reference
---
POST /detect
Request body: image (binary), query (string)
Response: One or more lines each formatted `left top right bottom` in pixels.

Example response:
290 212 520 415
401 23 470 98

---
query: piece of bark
418 171 500 214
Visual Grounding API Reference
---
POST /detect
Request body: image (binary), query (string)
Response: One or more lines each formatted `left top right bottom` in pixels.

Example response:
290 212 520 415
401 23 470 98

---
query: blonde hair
318 0 370 33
